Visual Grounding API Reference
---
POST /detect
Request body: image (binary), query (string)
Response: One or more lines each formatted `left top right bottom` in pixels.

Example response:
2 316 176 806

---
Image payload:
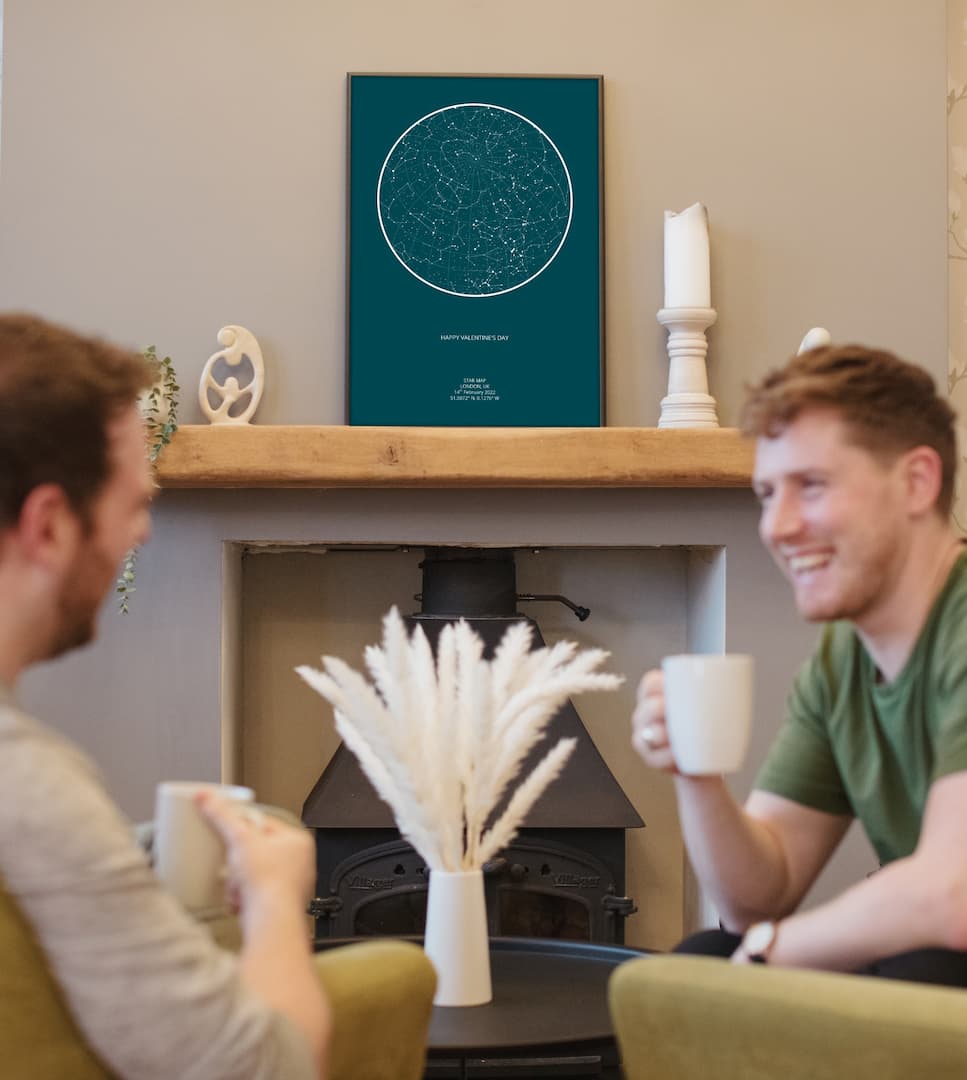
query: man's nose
761 489 802 543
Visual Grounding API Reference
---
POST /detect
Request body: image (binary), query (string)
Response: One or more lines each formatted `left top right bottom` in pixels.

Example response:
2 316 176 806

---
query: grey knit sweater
0 684 314 1080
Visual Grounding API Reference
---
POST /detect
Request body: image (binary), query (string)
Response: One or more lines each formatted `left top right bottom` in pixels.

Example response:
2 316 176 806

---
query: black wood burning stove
303 548 643 945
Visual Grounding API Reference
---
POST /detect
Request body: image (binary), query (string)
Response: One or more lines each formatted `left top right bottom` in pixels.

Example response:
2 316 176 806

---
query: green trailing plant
141 346 180 463
116 346 180 613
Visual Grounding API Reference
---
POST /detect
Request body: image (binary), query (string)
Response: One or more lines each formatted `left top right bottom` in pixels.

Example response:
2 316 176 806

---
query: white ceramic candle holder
657 306 719 429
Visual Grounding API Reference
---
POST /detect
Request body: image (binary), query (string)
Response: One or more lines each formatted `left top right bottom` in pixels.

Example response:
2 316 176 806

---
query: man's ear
902 446 944 517
15 484 81 569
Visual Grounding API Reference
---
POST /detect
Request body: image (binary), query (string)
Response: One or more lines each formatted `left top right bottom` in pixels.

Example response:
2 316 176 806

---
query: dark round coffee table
424 937 646 1079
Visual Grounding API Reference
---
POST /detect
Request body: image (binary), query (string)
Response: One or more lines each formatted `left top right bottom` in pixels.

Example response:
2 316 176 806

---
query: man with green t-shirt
632 343 967 985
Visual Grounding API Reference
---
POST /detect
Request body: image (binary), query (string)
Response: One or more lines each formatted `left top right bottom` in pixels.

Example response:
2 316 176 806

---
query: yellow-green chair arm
205 916 436 1080
315 939 436 1080
610 954 967 1080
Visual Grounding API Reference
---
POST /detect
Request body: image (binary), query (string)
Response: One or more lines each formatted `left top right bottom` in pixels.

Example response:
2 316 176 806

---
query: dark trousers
675 928 967 988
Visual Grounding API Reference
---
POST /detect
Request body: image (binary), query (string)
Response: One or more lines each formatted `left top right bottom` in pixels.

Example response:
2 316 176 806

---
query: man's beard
788 533 897 626
46 590 98 659
44 541 113 660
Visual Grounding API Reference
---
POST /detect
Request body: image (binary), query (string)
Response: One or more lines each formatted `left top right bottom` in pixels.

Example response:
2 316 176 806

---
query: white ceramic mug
661 654 754 775
153 781 255 913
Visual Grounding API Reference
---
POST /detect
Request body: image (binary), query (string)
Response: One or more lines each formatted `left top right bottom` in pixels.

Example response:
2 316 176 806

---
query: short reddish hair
741 344 958 517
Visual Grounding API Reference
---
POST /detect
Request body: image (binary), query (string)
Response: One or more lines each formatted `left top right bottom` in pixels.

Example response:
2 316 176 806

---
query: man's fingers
633 739 676 768
638 669 664 698
633 723 670 753
636 724 664 751
195 792 251 843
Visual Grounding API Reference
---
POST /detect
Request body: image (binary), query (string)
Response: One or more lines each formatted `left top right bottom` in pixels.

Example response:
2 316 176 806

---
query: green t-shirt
755 547 967 865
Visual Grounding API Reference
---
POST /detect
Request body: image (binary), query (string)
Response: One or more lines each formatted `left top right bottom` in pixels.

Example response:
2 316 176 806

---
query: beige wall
0 1 946 423
1 1 948 948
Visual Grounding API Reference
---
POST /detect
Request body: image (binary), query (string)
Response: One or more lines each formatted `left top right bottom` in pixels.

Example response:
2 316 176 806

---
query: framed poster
347 73 604 426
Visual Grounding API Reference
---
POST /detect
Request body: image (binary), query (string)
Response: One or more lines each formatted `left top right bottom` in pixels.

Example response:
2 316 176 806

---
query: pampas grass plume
296 607 623 871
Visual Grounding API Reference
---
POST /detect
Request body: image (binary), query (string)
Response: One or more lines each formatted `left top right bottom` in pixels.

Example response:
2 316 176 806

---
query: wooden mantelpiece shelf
155 425 754 489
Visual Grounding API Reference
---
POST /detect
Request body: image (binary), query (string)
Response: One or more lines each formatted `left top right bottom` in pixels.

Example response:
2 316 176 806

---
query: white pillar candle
663 203 711 309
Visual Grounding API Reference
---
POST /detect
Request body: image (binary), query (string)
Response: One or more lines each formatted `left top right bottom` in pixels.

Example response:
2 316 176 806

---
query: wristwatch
742 920 779 964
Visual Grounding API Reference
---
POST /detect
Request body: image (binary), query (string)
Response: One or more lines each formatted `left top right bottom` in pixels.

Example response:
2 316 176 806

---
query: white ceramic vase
423 868 492 1007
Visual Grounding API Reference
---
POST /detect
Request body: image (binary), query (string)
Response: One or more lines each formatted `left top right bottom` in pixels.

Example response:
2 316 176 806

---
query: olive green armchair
0 882 436 1080
610 954 967 1079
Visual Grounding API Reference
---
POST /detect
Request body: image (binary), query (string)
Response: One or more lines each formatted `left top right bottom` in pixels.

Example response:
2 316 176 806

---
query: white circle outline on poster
376 103 574 298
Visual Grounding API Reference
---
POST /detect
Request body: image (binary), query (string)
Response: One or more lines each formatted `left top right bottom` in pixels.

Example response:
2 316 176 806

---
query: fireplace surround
230 525 752 947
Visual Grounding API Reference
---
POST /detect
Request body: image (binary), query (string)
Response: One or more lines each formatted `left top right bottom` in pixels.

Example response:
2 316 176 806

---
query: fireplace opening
303 547 643 944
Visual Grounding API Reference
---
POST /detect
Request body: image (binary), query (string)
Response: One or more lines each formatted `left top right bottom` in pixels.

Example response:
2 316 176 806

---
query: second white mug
153 781 255 913
661 654 754 775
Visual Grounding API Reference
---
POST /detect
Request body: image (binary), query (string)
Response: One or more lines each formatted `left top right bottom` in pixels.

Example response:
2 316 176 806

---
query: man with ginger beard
0 313 330 1077
633 344 967 983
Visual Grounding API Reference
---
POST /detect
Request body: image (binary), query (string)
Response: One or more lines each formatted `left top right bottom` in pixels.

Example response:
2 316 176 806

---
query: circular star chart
377 103 573 298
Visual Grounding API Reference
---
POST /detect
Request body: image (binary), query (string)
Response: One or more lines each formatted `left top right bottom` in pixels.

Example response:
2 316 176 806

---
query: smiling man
632 344 967 984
